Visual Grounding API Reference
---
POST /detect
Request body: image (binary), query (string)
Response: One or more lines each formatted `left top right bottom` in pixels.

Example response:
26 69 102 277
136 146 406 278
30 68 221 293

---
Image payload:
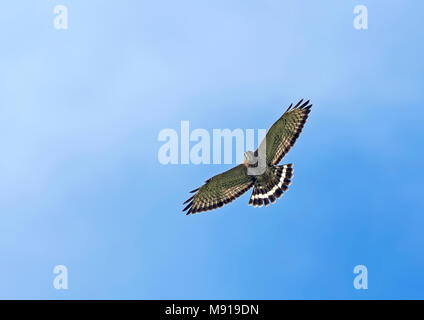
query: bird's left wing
258 99 312 166
183 164 254 215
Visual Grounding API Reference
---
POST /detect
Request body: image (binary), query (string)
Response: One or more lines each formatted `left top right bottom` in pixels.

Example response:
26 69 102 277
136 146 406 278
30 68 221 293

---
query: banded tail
248 163 293 207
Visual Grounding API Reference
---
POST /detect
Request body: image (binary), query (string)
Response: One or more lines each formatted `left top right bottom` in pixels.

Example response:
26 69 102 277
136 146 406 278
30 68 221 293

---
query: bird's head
243 151 257 167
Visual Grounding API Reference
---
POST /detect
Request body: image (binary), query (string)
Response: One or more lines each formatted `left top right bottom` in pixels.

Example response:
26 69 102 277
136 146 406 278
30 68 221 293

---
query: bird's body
183 99 312 215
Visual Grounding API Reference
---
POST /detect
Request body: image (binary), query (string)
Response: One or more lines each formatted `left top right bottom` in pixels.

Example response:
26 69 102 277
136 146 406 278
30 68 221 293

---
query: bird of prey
183 99 312 215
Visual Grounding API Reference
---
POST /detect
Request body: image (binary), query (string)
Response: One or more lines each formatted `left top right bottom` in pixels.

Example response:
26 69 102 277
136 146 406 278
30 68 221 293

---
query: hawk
183 99 312 215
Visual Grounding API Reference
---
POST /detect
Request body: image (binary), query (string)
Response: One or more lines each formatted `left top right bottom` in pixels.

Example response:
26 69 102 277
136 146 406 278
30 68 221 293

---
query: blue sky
0 1 423 299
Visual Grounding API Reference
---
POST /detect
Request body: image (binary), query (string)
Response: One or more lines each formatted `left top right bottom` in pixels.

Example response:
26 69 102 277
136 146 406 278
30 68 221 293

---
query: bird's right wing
183 164 254 215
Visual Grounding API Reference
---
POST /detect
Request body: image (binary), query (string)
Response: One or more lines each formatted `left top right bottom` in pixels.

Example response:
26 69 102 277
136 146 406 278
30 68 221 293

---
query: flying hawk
183 99 312 215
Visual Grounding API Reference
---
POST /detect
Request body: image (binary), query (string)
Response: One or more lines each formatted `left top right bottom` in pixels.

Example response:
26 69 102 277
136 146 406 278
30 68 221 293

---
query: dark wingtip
299 99 310 109
182 201 193 212
293 99 304 109
183 195 195 205
286 99 313 113
189 188 199 193
285 103 293 112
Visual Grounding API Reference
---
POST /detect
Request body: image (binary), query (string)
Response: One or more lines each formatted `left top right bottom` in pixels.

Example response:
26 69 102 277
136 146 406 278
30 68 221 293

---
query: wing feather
258 99 312 165
182 164 254 215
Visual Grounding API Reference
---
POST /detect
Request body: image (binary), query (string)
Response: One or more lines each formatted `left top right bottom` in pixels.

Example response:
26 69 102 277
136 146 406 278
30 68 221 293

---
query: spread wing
182 164 254 215
258 99 312 166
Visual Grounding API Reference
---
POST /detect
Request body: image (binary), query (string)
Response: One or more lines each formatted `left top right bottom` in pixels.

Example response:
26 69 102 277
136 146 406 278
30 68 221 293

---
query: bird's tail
248 163 293 207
